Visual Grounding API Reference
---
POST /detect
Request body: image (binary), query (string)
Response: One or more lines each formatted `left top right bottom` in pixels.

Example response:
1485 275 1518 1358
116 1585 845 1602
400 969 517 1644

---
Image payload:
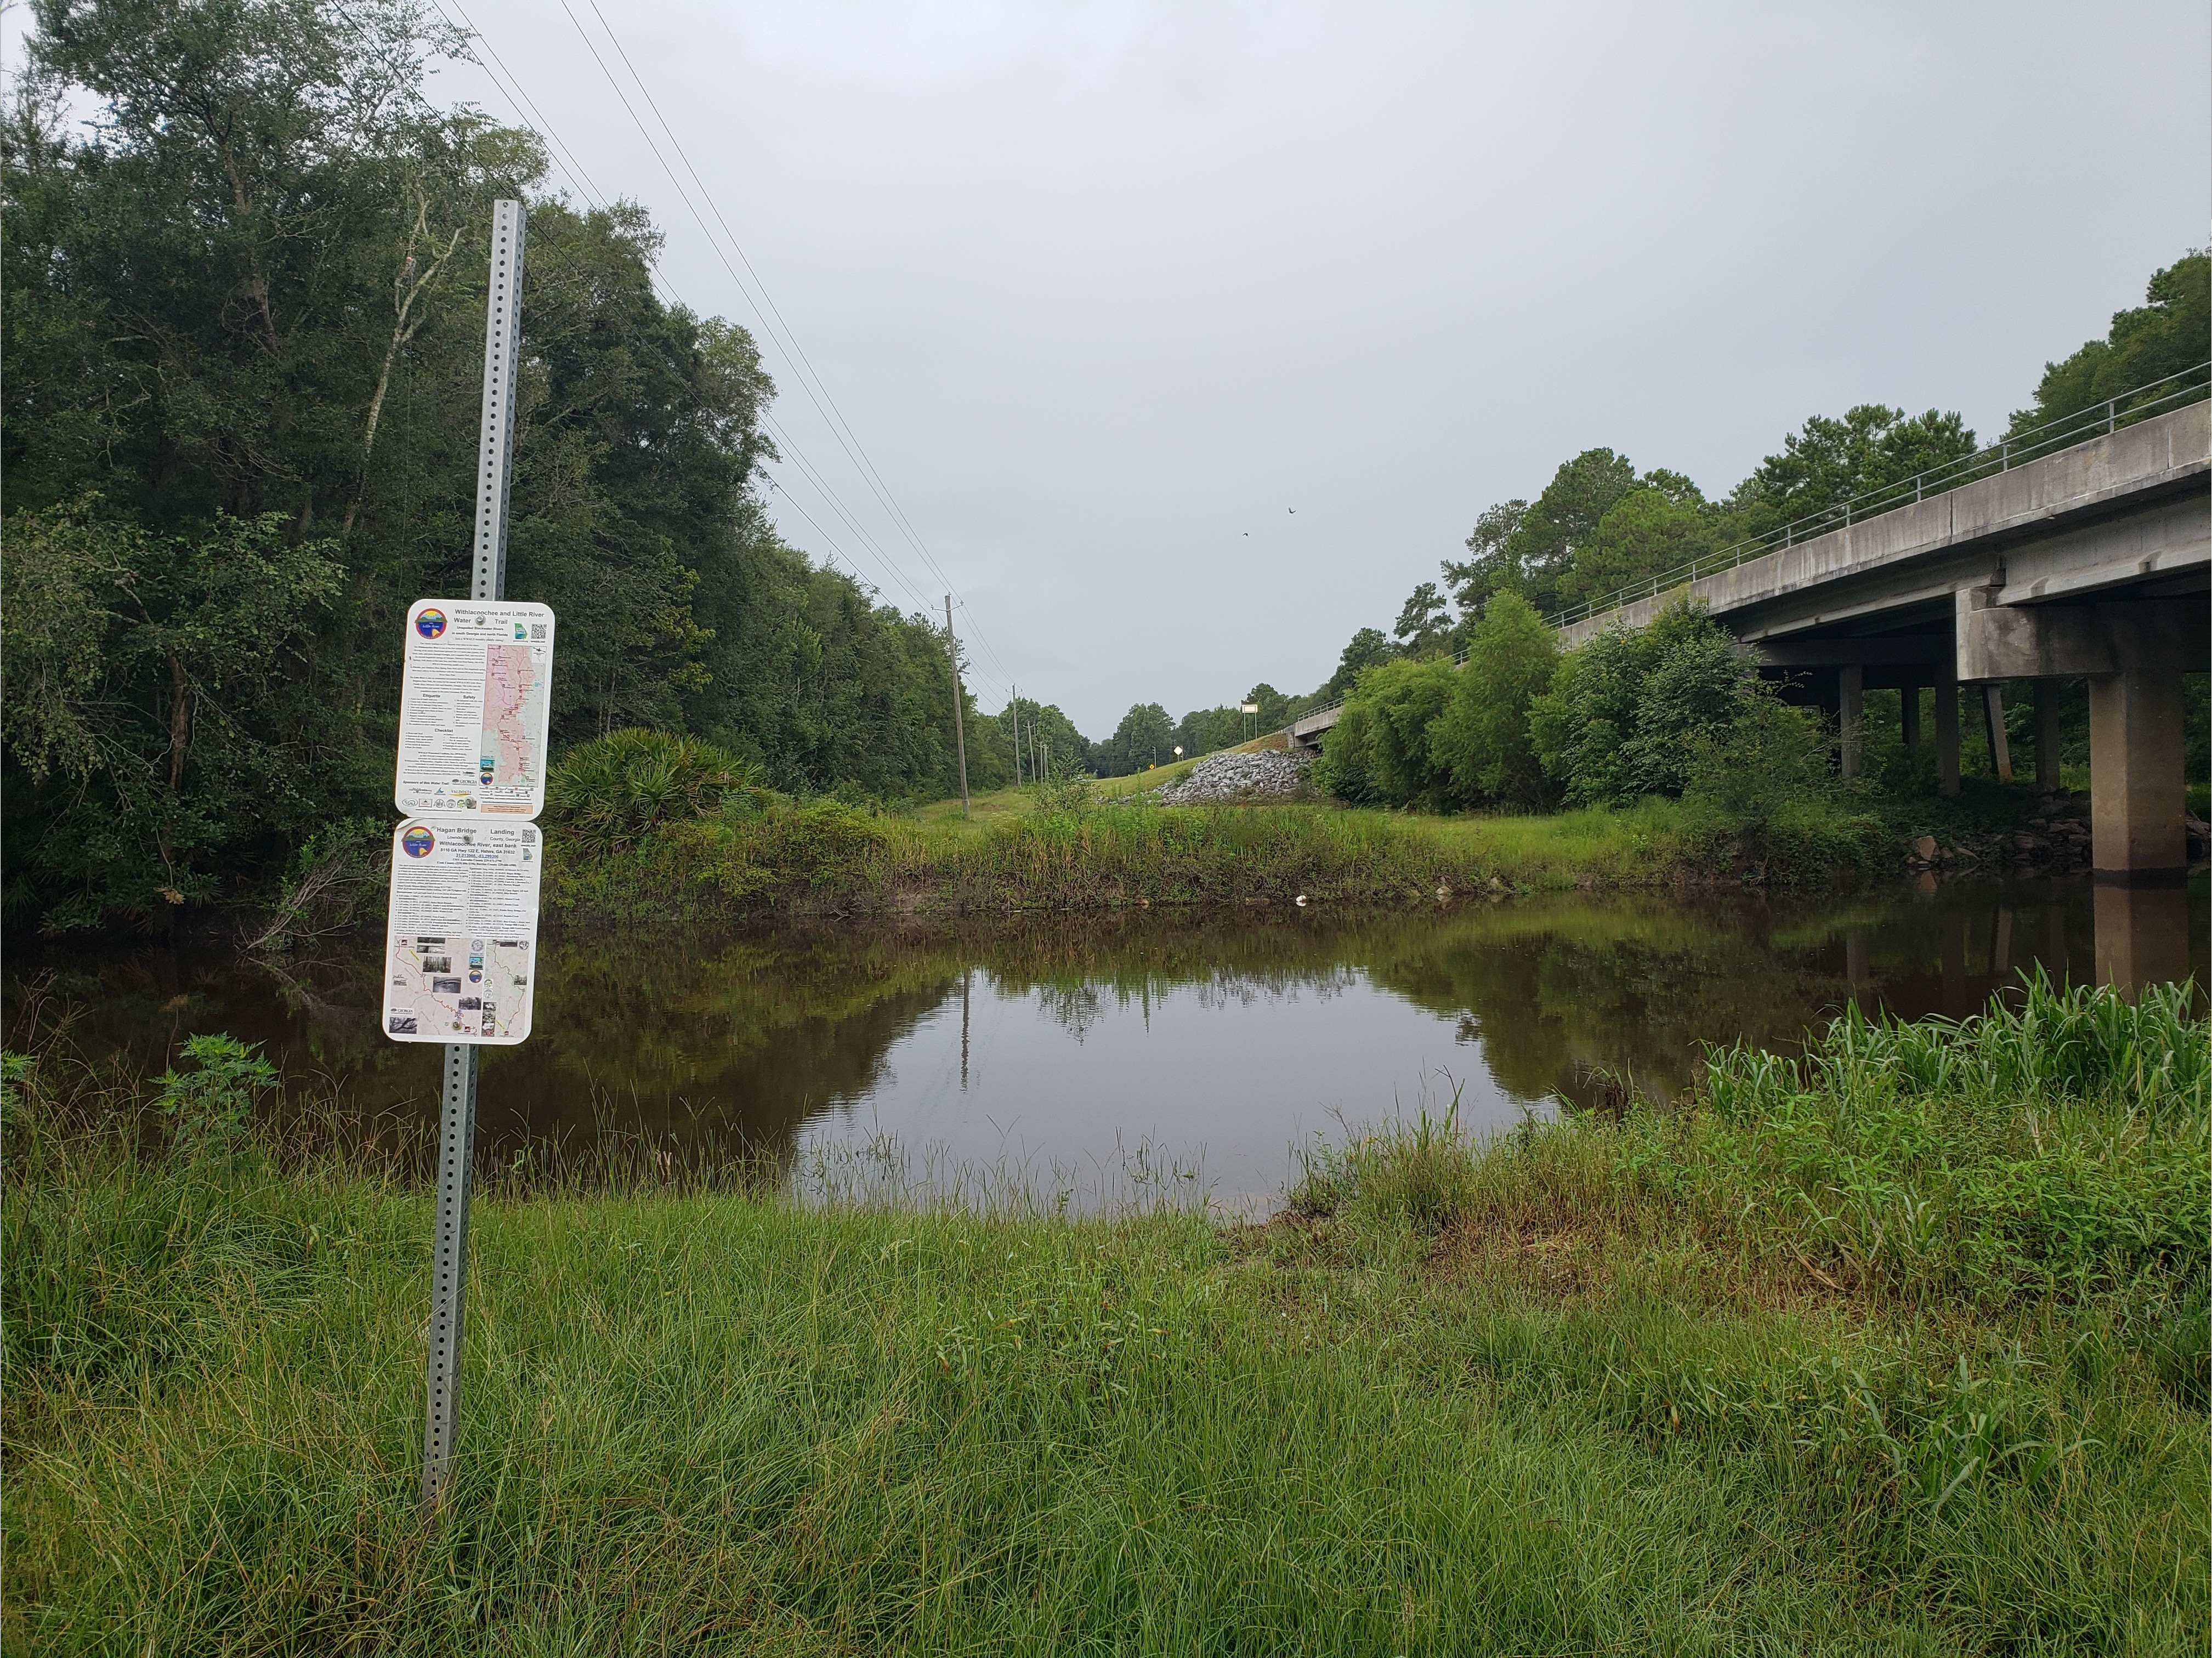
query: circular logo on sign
415 608 448 639
401 825 436 859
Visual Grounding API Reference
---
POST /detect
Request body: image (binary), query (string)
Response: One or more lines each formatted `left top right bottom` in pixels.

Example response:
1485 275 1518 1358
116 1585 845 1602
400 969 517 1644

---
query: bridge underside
1748 533 2206 880
1571 402 2210 881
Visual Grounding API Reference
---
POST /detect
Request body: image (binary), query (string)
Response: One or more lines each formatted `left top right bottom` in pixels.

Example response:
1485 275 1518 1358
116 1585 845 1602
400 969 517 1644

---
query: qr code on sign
530 624 547 640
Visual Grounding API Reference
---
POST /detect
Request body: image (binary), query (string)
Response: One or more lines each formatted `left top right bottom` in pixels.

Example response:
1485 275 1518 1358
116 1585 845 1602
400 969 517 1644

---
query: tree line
0 0 1034 932
1299 250 2207 809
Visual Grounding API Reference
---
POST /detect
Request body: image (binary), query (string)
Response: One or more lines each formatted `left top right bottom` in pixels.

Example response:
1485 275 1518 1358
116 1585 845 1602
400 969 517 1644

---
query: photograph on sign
394 599 556 819
382 819 542 1045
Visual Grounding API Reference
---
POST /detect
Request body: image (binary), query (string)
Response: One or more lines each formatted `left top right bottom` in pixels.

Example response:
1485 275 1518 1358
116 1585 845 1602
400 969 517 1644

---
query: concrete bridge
1288 396 2207 878
1559 399 2207 877
1286 702 1345 751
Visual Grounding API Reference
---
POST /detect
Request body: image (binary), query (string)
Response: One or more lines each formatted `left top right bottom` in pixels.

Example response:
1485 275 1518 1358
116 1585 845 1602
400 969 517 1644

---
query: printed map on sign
395 599 556 819
480 643 548 790
382 818 541 1045
387 935 536 1042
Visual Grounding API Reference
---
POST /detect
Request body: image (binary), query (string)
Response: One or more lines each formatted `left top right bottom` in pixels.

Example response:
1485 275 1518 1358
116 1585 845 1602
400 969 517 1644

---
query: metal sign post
421 198 527 1513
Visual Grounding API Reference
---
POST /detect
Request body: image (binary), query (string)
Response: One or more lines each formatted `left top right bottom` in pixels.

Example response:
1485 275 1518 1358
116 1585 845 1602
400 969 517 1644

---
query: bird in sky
1288 507 1297 514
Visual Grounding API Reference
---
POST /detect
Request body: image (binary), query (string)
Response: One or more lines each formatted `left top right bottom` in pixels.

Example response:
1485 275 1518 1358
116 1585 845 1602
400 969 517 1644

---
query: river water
10 874 2203 1213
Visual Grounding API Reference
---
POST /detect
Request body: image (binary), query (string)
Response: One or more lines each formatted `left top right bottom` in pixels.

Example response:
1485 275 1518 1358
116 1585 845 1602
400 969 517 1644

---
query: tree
1556 485 1715 611
1732 406 1975 537
1 499 344 927
997 696 1094 781
1104 702 1175 773
1503 448 1640 614
1529 600 1771 807
1173 705 1244 759
1 0 1006 923
1311 626 1398 707
1442 499 1528 615
1243 683 1291 734
1429 592 1557 808
1392 580 1452 656
1313 657 1458 810
2007 251 2209 440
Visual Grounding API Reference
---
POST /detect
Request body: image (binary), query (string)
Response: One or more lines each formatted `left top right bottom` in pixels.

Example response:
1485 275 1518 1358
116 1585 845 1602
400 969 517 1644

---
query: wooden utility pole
944 596 971 819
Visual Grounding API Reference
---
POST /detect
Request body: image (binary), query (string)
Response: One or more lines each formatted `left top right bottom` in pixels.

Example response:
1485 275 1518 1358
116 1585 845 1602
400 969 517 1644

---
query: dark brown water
10 875 2204 1212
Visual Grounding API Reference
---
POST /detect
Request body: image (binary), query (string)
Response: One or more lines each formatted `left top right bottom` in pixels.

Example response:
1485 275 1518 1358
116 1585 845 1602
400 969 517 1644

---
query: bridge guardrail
1547 363 2211 630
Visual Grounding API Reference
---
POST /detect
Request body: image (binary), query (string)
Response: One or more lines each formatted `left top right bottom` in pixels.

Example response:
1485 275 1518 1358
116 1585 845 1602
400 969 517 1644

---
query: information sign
382 817 542 1045
394 599 557 819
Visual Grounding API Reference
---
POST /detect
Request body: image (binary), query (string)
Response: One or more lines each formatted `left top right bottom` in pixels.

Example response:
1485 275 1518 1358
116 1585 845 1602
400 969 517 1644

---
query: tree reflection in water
8 873 2200 1196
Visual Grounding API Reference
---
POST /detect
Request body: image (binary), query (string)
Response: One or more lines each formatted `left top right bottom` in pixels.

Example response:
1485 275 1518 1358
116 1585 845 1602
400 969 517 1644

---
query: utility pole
944 596 971 820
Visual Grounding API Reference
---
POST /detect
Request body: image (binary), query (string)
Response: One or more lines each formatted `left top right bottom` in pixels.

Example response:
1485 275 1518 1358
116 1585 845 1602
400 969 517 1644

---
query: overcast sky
15 2 2209 735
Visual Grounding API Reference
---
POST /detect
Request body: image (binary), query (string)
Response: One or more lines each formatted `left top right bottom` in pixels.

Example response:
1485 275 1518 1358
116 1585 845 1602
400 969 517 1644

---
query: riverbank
5 980 2204 1653
541 792 1891 929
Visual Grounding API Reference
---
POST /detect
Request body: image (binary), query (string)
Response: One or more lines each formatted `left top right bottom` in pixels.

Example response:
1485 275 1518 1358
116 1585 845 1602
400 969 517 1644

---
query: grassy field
5 979 2205 1653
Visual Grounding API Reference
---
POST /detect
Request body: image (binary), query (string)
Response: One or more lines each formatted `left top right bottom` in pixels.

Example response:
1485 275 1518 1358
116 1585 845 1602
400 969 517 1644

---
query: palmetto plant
543 729 767 860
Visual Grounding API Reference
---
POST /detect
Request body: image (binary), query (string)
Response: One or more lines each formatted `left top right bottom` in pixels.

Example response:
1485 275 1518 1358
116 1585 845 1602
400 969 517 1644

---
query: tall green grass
540 795 1787 927
5 979 2203 1653
535 727 1890 927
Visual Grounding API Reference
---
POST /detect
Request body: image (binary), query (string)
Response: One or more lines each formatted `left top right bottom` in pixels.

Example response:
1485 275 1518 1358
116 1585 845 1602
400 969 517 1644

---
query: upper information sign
395 599 556 819
382 818 542 1045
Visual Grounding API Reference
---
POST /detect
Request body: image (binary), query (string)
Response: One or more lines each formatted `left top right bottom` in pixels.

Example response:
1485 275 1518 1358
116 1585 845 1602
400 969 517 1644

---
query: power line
580 4 962 595
427 2 1011 702
427 1 1018 708
554 0 1022 693
542 0 954 622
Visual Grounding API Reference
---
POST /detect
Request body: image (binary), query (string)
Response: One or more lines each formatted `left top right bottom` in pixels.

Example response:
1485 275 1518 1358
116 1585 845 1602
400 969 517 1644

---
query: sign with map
382 819 542 1045
394 599 556 819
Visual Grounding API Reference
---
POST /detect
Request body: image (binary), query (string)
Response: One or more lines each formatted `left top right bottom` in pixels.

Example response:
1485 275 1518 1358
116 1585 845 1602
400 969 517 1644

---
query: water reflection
10 874 2203 1208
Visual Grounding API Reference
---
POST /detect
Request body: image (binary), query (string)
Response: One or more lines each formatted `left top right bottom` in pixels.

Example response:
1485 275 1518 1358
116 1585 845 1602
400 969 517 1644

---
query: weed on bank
3 980 2203 1653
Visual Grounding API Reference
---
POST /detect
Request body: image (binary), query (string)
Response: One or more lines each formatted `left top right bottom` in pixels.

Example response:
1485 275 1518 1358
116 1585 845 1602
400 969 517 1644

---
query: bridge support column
1837 665 1863 780
1933 663 1960 797
2034 682 2062 792
2089 657 2186 877
1981 686 2012 781
1957 592 2196 876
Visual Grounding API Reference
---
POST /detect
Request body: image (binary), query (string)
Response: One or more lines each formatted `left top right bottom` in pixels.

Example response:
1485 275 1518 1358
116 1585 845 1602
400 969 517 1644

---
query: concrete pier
2088 660 2187 877
1933 665 1960 797
1838 664 1863 780
2033 682 2062 792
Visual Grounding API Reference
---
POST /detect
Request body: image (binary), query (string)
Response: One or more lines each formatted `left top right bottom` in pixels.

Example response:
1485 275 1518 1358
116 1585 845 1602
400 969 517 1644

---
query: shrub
1531 600 1762 807
545 728 768 859
154 1034 278 1166
1313 657 1459 809
1429 591 1557 809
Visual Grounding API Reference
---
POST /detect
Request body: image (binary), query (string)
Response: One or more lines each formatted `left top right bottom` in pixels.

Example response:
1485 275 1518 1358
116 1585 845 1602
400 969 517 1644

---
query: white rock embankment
1152 749 1314 804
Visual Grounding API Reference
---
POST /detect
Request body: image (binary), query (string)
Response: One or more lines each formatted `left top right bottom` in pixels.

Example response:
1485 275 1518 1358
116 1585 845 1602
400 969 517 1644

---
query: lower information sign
382 818 542 1045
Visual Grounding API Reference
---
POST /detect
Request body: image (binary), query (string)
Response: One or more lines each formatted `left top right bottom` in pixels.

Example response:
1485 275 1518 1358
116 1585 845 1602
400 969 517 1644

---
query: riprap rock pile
1153 749 1313 804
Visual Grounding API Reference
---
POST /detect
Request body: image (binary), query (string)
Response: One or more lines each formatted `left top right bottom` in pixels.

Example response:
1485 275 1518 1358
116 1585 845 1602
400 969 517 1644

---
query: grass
4 978 2205 1653
540 793 1851 929
528 728 1892 928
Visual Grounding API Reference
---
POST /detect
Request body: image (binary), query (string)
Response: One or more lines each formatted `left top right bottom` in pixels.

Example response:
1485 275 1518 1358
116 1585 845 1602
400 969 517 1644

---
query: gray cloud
55 0 2212 735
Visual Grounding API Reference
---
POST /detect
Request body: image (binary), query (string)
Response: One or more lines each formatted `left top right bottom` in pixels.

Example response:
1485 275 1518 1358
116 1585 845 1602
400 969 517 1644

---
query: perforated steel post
422 198 526 1514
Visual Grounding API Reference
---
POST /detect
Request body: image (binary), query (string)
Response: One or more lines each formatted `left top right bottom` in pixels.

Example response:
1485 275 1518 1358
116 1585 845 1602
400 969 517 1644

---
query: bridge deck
1558 401 2208 650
